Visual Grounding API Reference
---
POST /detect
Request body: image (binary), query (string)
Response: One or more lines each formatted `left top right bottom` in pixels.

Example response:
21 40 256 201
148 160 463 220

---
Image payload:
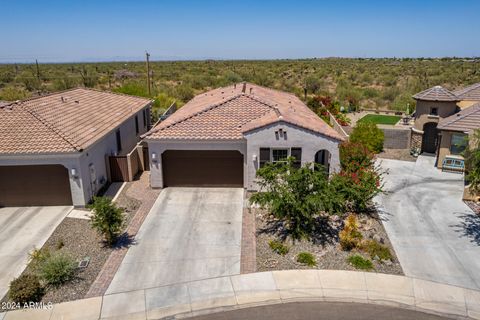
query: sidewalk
2 270 479 320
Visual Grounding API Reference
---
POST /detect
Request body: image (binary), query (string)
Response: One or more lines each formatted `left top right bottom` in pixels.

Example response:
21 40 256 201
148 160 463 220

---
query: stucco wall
244 122 341 190
413 100 458 130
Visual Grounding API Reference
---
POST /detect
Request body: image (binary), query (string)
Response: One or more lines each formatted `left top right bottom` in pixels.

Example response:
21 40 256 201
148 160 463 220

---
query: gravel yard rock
377 149 416 162
255 208 403 275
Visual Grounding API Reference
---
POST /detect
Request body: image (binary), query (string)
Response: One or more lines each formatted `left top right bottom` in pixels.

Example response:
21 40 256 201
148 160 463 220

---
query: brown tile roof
412 85 459 102
0 88 151 155
437 102 480 133
454 82 480 101
144 83 343 141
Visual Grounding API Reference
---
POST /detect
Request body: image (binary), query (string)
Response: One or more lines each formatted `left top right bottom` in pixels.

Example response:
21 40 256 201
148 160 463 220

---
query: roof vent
242 82 247 93
249 88 253 94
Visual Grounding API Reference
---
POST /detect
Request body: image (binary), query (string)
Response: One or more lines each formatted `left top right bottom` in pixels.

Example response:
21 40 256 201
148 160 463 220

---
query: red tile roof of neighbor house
437 102 480 133
412 85 460 102
143 83 344 141
0 88 151 155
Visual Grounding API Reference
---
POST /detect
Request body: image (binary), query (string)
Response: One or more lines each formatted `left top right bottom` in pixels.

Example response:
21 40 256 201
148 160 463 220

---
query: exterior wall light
252 154 257 162
151 152 157 162
71 168 78 178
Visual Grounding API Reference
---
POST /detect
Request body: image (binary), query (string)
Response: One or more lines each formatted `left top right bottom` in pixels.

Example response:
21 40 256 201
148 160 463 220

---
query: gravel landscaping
465 200 480 215
254 206 403 275
0 182 142 307
377 149 416 162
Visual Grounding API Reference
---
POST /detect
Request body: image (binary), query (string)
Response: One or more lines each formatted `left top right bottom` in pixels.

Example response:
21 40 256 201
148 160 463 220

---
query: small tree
350 121 384 153
465 130 480 194
250 158 343 239
339 141 374 173
88 196 124 245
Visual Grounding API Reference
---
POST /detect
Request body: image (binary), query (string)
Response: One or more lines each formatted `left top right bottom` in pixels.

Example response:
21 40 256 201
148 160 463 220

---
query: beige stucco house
411 82 480 168
0 89 152 207
142 83 344 190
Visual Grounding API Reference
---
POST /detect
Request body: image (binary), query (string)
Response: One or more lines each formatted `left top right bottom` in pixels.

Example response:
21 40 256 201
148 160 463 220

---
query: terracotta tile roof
144 83 343 141
0 88 151 155
454 82 480 101
437 102 480 133
412 85 459 102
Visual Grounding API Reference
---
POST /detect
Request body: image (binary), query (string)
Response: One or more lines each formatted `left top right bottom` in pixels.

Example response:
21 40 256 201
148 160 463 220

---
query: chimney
242 82 246 93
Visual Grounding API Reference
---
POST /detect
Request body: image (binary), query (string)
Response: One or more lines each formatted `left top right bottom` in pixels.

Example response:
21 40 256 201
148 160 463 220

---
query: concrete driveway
106 187 244 294
375 155 480 290
0 206 72 299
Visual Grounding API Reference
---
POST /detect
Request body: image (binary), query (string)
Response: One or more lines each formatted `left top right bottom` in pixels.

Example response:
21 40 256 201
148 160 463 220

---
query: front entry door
422 122 438 154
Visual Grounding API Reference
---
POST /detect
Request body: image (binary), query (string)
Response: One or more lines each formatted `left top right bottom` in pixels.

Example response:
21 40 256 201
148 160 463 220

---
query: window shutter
291 148 302 168
259 148 270 168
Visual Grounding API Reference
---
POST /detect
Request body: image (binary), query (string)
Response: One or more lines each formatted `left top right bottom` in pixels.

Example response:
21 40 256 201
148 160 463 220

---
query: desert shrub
113 81 150 97
339 214 363 250
348 254 374 270
0 86 30 101
349 121 384 153
363 240 392 261
28 247 51 272
174 84 194 102
269 240 289 256
250 158 344 239
39 252 76 286
339 142 374 173
296 252 317 266
88 196 124 245
331 169 382 212
9 274 44 304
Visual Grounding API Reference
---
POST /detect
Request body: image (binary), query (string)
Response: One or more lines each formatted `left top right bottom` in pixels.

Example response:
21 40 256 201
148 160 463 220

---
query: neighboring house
411 83 480 155
142 83 344 190
437 103 480 169
0 88 152 207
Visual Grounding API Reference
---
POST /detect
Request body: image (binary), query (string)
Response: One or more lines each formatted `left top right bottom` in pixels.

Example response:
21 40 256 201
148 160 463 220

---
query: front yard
253 205 403 275
358 114 401 125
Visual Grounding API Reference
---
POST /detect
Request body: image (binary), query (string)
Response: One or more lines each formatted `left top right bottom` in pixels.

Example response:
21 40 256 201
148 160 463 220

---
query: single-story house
437 102 480 169
0 88 152 207
142 83 344 190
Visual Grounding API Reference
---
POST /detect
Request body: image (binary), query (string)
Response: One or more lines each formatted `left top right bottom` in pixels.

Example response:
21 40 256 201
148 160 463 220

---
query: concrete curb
2 270 480 319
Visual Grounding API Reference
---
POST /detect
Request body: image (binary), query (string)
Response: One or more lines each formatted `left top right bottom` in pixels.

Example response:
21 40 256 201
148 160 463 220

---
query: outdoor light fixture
252 154 257 162
71 168 78 178
151 152 157 161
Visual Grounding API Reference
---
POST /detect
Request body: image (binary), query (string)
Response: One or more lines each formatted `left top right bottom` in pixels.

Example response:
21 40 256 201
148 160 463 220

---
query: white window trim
271 148 290 163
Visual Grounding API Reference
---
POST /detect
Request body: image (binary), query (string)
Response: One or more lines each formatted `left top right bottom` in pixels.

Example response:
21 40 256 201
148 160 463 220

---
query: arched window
314 149 331 174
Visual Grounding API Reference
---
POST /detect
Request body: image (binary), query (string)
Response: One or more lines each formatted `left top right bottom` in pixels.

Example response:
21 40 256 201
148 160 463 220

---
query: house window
272 148 289 163
259 148 270 168
135 115 139 135
115 129 122 153
291 148 302 168
430 107 438 116
450 133 467 155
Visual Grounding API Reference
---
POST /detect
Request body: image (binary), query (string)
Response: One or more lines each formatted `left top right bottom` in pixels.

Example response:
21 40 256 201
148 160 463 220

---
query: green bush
465 130 480 194
28 247 51 272
250 158 344 239
39 252 76 286
296 252 317 267
363 240 392 261
349 121 384 153
88 196 125 245
9 274 44 303
269 240 289 256
339 142 374 173
348 254 374 270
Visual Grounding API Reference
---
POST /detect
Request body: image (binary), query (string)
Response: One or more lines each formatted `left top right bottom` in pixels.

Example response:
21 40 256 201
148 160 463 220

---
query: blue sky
1 0 479 62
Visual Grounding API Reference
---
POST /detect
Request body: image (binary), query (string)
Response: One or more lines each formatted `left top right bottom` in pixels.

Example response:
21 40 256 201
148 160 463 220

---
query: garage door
162 150 243 187
0 165 73 206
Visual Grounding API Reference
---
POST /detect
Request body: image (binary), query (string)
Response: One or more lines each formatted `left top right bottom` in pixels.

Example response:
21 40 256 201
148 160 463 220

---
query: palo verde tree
250 158 343 239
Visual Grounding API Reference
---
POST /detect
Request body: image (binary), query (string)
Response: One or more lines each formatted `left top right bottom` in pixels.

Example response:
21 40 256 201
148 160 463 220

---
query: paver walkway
86 172 161 297
375 155 480 290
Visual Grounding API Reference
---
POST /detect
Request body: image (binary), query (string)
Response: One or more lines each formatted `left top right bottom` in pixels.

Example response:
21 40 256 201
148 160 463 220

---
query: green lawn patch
358 114 401 125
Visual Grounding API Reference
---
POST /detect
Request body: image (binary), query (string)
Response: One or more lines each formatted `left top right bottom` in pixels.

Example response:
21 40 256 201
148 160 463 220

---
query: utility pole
35 59 40 80
145 51 151 96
